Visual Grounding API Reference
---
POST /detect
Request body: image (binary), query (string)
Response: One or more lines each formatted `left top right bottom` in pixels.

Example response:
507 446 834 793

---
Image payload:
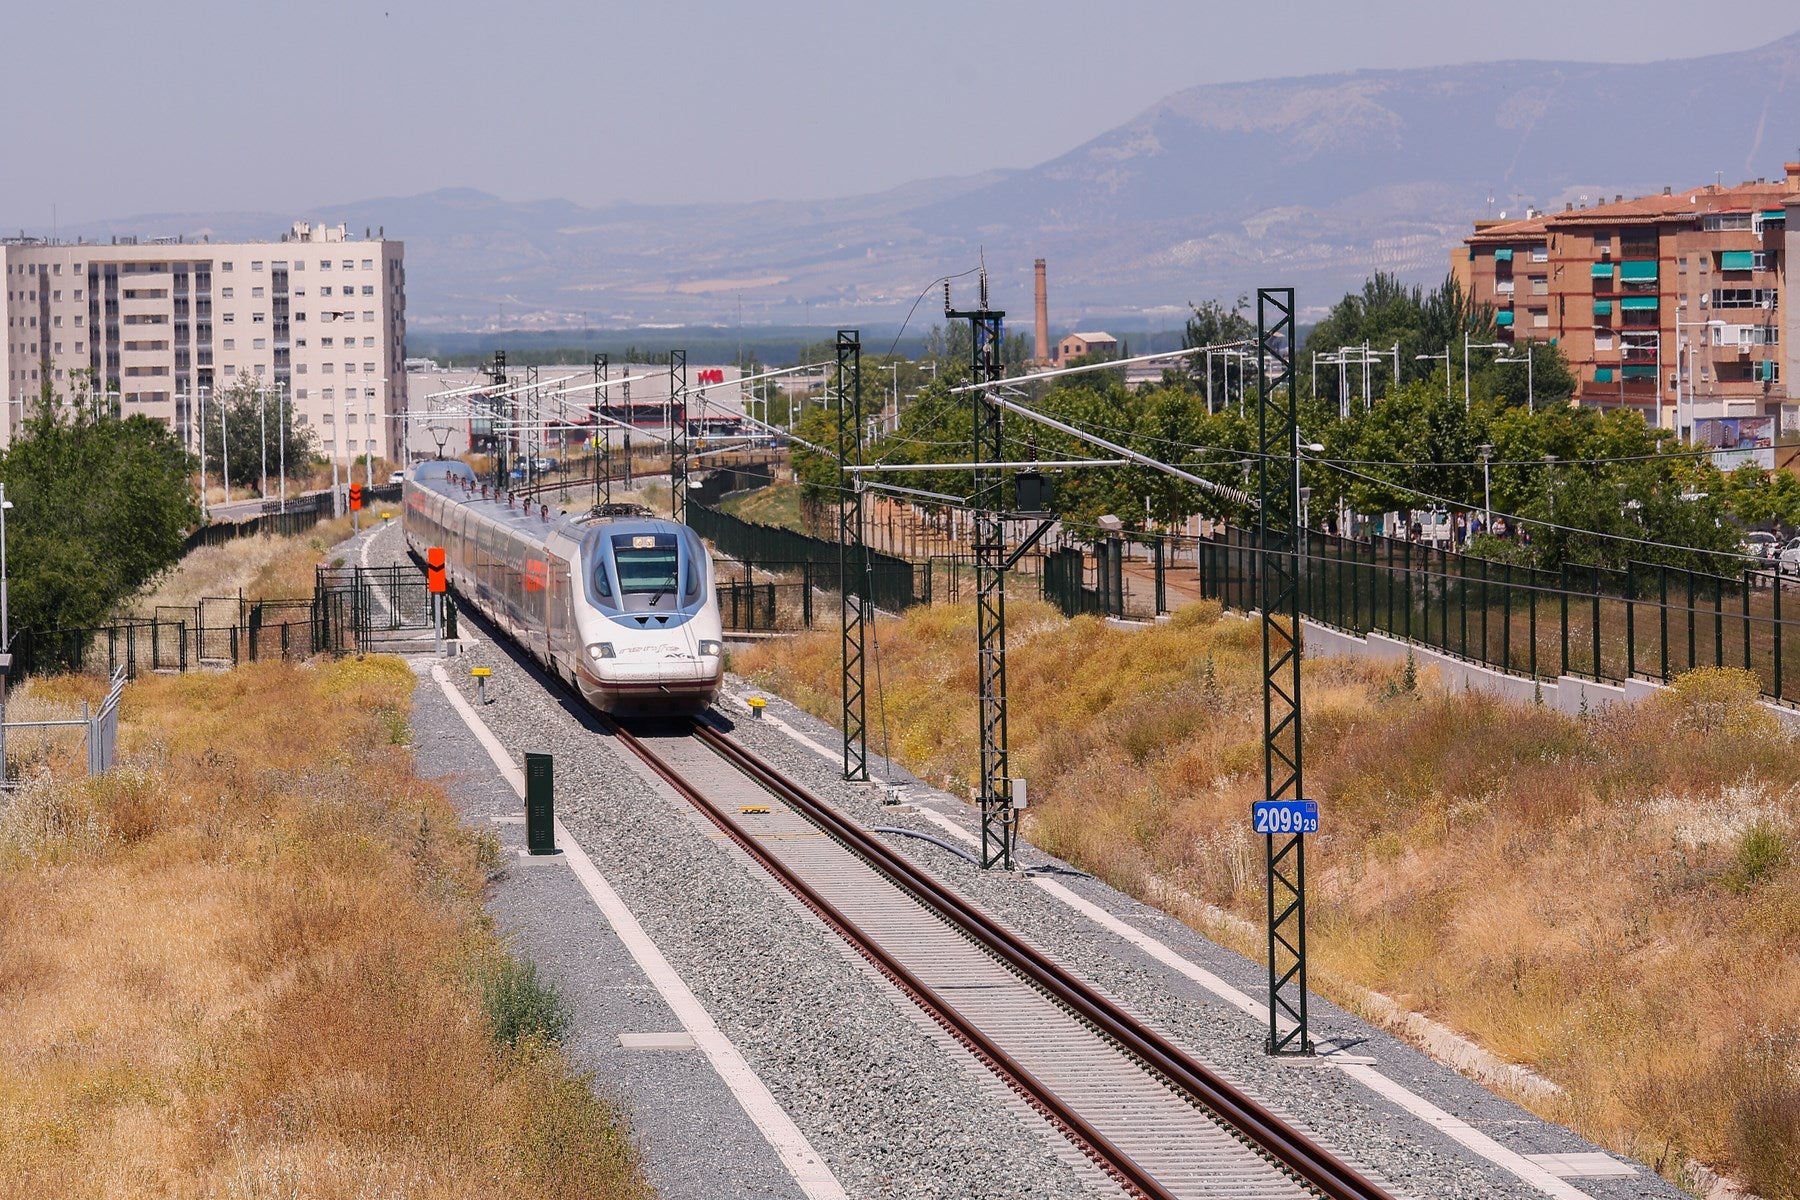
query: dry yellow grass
0 659 650 1199
123 515 362 617
738 601 1800 1198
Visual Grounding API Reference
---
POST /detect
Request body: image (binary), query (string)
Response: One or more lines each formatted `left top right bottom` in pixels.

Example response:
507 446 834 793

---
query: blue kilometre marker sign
1251 799 1319 836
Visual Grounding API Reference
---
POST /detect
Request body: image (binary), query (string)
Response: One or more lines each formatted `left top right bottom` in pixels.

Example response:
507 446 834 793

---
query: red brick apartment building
1456 166 1800 447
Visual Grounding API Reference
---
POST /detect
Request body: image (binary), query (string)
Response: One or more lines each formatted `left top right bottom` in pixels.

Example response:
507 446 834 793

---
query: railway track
606 715 1398 1200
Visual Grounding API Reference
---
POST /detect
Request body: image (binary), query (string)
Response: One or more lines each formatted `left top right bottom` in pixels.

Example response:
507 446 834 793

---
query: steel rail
688 722 1395 1200
603 718 1176 1200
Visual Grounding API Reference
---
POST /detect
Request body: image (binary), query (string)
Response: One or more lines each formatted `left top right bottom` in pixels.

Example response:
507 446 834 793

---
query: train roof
410 460 686 543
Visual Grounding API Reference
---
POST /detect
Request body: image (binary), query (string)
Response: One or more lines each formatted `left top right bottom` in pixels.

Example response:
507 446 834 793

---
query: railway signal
427 546 447 657
349 481 364 534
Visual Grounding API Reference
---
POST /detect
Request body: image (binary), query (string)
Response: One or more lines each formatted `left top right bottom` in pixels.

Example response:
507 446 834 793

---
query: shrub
1726 822 1790 895
482 956 573 1049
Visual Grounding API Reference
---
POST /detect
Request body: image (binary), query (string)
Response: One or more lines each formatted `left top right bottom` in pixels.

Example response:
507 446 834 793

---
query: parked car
389 469 406 485
1741 531 1780 564
532 456 559 472
1780 536 1800 575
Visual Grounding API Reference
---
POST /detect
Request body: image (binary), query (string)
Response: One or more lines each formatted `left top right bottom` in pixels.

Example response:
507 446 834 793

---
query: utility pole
489 350 508 490
946 274 1015 869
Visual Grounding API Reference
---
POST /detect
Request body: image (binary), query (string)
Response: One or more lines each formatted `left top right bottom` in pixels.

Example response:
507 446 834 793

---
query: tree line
791 272 1783 575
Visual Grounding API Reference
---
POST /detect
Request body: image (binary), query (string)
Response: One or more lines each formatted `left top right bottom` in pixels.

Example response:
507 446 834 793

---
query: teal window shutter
1494 248 1514 262
1495 310 1515 326
1595 367 1614 383
1620 260 1658 282
1620 296 1659 311
1720 250 1755 271
1591 262 1614 279
1593 300 1613 316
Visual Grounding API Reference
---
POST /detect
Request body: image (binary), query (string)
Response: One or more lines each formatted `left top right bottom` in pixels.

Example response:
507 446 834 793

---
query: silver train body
402 460 723 714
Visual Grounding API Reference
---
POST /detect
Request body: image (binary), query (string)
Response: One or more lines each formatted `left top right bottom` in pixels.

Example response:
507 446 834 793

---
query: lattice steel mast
947 276 1014 869
836 331 868 781
592 353 609 506
669 350 688 522
1257 286 1313 1056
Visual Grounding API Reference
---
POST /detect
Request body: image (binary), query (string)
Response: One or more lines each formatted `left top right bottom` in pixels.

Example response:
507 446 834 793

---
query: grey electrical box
1014 472 1053 515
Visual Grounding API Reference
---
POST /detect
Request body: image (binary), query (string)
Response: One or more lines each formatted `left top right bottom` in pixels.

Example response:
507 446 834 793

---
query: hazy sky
6 0 1798 227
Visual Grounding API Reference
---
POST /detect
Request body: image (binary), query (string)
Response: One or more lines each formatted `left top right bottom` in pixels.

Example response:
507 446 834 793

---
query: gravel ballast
363 514 1695 1200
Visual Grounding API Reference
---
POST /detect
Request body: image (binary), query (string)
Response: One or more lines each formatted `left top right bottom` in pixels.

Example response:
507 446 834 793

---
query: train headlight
585 642 616 661
698 640 722 657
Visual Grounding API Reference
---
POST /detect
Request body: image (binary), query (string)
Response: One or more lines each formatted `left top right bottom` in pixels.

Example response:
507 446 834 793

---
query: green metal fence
1198 525 1800 703
686 502 921 613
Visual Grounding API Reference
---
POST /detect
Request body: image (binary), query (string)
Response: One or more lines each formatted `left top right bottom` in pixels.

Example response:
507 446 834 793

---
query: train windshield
611 533 681 605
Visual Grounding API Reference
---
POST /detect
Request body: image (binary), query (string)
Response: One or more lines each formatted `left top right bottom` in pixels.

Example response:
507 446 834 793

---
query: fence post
1559 563 1570 679
1659 565 1670 682
1528 570 1537 680
1403 538 1413 642
1591 572 1601 681
1502 561 1513 672
1775 576 1785 701
1742 571 1752 675
802 562 813 627
1714 573 1724 668
1479 555 1490 666
1625 563 1636 680
1687 570 1697 672
179 621 189 672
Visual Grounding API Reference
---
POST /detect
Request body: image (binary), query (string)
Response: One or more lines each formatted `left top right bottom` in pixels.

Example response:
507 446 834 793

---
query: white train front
402 460 724 714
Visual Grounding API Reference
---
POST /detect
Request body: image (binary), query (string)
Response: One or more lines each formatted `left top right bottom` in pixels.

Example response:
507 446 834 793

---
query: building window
252 287 265 299
222 313 235 324
296 389 308 400
221 287 234 299
224 365 236 376
253 338 266 350
223 339 236 350
361 286 374 296
1530 245 1548 262
221 262 234 272
362 311 373 322
323 390 334 403
52 290 60 301
319 260 331 270
1529 276 1548 295
1703 212 1754 232
363 362 375 374
364 388 376 398
1530 308 1549 328
322 363 333 373
296 363 307 373
322 336 334 347
252 312 265 323
341 260 353 270
251 261 264 272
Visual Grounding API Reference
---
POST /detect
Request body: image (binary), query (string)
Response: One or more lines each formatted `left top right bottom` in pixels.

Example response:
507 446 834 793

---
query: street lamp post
219 383 232 506
258 381 269 499
1464 336 1507 411
0 483 12 649
1415 348 1452 404
277 381 287 512
1674 317 1727 442
1496 342 1536 412
322 312 356 512
1478 444 1493 532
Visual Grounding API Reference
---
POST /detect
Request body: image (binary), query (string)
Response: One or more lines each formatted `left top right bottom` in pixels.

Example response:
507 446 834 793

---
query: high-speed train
402 460 723 714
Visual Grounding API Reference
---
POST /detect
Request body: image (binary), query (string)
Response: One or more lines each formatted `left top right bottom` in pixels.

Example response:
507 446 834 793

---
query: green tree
211 379 317 494
1 390 199 635
1178 297 1256 407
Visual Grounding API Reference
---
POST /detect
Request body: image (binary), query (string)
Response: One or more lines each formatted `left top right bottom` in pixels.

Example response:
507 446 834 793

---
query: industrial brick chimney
1033 259 1049 365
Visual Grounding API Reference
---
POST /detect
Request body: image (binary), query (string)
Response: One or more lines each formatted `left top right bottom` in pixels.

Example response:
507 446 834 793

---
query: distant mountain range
39 31 1800 333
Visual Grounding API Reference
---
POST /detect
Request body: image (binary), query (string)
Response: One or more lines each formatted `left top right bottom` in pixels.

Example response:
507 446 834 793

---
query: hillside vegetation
736 601 1800 1198
0 661 649 1199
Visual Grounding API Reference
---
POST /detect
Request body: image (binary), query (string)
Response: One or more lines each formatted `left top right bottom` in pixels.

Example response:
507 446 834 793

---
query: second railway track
607 714 1398 1200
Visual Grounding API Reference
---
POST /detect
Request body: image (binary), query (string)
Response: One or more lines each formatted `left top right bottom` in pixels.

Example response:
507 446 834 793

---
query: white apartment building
1 221 406 465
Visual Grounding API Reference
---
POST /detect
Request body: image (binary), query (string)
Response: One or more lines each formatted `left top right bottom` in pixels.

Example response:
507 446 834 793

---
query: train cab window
591 553 613 599
612 533 679 606
682 529 706 605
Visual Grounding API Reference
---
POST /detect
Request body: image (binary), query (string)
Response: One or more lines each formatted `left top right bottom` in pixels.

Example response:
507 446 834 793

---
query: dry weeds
0 659 649 1199
738 601 1800 1199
